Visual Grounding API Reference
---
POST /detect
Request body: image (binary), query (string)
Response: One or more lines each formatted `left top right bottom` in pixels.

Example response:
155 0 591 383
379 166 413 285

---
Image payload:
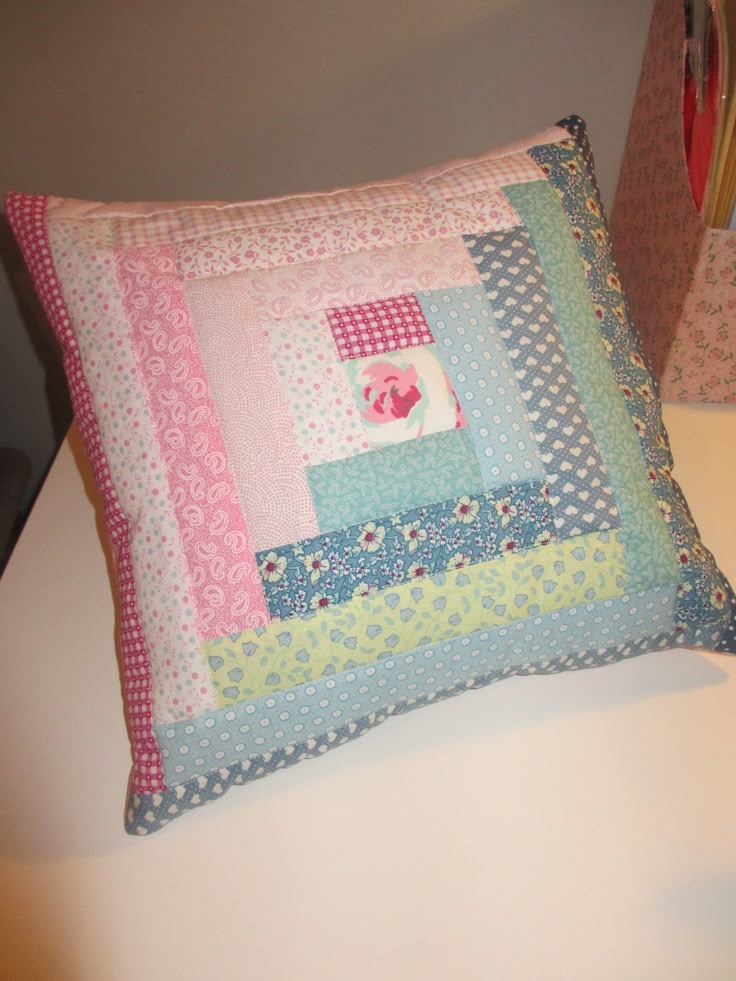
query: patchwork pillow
8 116 735 835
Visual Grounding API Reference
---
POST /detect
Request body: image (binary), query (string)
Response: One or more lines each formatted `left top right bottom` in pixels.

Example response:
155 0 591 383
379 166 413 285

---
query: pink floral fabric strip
610 0 736 401
172 193 520 281
344 345 466 449
116 246 269 639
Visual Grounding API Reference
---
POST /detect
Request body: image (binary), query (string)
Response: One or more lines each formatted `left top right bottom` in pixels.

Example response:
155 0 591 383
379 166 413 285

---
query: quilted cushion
7 116 735 834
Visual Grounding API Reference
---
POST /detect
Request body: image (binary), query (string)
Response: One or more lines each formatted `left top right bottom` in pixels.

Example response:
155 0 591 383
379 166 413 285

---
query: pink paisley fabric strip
245 238 482 322
115 246 269 639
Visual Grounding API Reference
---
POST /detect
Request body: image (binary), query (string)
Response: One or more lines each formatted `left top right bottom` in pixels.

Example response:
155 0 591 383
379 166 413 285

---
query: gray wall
1 0 655 524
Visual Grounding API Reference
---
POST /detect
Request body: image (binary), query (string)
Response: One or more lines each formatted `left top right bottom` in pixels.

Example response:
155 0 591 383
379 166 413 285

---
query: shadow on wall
0 862 81 981
0 215 72 575
0 0 653 572
217 2 633 210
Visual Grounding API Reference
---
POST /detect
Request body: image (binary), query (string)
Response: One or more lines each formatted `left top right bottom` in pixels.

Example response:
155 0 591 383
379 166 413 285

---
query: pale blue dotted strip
155 584 676 786
127 584 732 834
416 286 544 487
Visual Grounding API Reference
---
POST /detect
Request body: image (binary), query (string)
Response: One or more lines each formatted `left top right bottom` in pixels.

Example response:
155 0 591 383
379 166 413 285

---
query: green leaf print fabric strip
504 180 679 593
158 583 677 785
204 527 625 706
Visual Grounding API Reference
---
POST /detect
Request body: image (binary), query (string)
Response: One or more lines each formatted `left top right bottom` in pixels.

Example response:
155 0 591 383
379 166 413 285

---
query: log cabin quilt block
7 116 735 834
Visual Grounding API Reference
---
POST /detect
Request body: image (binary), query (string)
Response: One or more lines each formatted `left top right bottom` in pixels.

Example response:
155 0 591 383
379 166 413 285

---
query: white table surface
1 403 735 981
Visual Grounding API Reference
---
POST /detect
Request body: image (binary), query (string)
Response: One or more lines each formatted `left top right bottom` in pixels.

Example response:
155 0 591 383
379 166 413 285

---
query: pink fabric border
5 192 165 794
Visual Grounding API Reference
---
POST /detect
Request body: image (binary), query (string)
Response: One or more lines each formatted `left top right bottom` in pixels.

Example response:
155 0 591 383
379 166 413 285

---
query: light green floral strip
504 180 679 592
204 528 625 706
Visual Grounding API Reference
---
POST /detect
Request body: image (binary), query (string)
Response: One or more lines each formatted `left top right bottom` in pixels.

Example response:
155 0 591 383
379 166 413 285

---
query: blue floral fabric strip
306 428 485 534
530 137 731 628
256 479 555 620
503 178 679 594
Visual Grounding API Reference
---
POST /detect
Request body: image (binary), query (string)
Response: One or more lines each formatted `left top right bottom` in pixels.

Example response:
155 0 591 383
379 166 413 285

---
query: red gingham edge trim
5 192 165 793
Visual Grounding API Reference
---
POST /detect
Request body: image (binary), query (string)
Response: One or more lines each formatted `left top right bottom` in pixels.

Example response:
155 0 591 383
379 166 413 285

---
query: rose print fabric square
344 345 465 448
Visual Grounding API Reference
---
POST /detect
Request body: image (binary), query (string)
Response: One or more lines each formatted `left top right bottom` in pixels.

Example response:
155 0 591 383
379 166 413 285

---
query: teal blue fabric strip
415 286 544 486
504 181 679 592
306 428 484 533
